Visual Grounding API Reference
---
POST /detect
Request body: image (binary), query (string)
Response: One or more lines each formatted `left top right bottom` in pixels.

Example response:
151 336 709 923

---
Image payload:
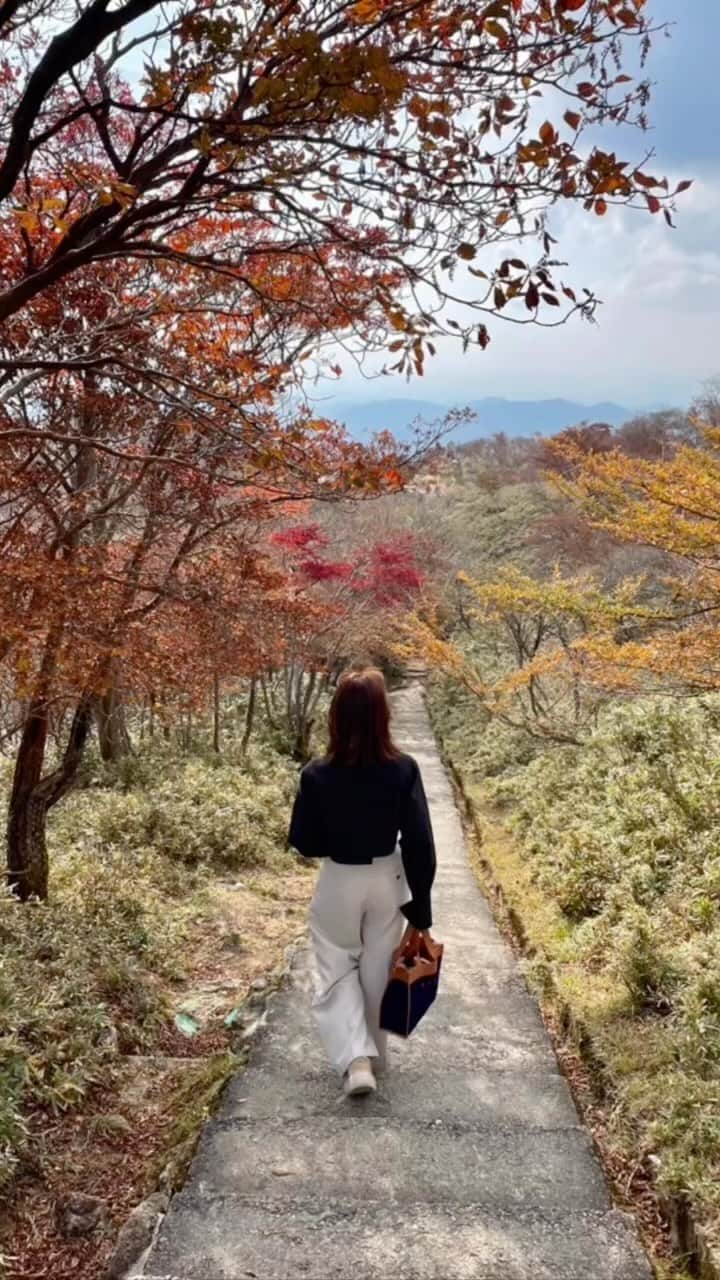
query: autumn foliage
410 417 720 745
0 0 685 898
0 272 415 896
0 0 686 370
546 425 720 694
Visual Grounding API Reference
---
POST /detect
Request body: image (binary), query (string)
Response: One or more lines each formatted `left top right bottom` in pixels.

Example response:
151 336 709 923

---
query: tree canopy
1 0 684 379
0 0 688 900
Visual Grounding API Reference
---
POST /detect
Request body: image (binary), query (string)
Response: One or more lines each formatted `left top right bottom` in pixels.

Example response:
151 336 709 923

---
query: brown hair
327 667 400 766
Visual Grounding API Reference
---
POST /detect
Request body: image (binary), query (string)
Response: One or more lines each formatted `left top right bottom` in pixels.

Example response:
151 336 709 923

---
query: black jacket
288 752 436 930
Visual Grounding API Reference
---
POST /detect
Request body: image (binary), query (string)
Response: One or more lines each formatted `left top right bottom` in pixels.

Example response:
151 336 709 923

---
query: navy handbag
380 934 444 1037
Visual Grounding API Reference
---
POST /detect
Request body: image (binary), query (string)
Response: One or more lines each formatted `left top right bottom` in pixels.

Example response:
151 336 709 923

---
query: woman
289 667 436 1097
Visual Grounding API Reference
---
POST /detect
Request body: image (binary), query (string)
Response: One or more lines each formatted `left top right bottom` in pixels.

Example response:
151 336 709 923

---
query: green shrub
50 746 297 873
0 855 182 1188
428 669 539 784
0 731 299 1192
608 906 678 1012
429 679 720 1227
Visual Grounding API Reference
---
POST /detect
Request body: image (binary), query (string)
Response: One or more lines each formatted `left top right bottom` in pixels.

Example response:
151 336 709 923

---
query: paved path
143 684 651 1280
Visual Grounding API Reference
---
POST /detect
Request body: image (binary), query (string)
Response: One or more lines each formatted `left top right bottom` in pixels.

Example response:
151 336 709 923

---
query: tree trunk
240 676 257 759
291 721 313 763
7 699 49 899
94 682 132 762
260 674 279 731
213 673 221 754
7 697 93 901
292 701 313 764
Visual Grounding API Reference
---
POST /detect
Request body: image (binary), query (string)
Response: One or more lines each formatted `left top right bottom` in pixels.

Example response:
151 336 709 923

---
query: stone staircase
141 684 652 1280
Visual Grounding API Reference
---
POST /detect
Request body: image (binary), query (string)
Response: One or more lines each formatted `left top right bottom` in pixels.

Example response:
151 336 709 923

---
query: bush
472 696 720 1027
429 682 720 1228
0 856 183 1189
428 669 540 784
50 745 298 873
0 733 299 1192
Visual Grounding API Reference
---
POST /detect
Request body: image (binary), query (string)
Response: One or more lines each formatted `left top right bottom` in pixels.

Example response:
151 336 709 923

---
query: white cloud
324 175 720 411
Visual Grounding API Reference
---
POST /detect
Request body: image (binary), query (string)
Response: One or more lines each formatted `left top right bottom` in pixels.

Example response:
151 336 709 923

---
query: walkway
142 684 652 1280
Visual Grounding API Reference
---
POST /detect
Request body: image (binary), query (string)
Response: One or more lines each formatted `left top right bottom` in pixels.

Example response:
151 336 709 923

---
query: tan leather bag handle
400 931 440 963
393 933 443 984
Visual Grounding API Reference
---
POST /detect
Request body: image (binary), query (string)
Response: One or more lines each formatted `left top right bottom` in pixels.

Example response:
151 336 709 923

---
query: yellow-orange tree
409 426 720 738
547 426 720 694
405 566 642 743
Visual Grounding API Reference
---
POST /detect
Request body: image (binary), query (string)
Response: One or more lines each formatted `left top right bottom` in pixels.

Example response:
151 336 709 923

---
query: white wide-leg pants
309 851 410 1076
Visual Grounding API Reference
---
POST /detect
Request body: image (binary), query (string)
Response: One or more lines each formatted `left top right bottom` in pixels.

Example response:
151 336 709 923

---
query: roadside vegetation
430 676 720 1262
0 705 314 1279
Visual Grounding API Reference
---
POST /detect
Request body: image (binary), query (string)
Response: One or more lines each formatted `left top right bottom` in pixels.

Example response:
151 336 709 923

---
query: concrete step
185 1116 611 1213
401 1015 559 1074
221 1063 581 1127
431 942 519 973
249 983 558 1076
145 1200 652 1280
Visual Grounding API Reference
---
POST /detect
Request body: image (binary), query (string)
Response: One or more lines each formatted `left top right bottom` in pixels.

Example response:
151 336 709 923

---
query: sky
326 1 720 413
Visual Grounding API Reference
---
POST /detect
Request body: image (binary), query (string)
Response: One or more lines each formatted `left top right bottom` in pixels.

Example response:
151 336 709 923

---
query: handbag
379 933 444 1037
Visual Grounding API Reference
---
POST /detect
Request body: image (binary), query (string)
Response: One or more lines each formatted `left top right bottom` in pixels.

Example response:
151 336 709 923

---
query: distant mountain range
327 397 633 442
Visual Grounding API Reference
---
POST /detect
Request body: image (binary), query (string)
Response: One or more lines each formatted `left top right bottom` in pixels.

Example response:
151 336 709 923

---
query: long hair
327 667 400 767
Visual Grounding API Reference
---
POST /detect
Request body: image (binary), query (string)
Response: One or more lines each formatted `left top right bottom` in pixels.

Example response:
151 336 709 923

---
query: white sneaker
343 1057 377 1097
